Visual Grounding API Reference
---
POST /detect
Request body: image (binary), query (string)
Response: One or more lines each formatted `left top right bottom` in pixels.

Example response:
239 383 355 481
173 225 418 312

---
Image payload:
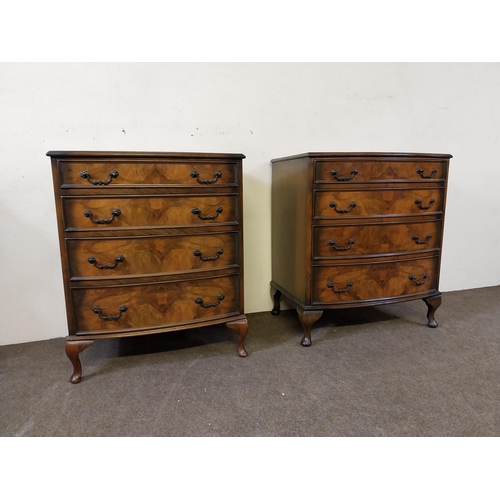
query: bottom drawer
72 275 239 334
312 257 438 304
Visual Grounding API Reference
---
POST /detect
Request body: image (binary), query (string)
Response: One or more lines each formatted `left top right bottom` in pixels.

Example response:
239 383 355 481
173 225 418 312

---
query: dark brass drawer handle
193 248 224 261
191 206 223 220
92 305 128 320
414 198 435 210
329 169 358 181
412 234 432 245
84 208 121 224
329 201 357 214
190 170 223 184
87 254 124 269
409 273 429 286
326 280 354 293
416 168 437 179
80 170 119 185
194 294 225 308
327 238 355 251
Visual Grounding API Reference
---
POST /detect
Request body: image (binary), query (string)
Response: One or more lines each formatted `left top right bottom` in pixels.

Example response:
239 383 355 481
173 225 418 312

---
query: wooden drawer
314 160 447 183
64 195 238 230
72 275 240 334
314 188 444 218
58 160 237 187
313 221 442 259
312 257 439 304
67 232 239 279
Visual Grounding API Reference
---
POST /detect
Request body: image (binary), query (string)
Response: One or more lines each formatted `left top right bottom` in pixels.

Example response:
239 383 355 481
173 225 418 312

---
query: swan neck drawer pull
329 201 357 214
327 238 355 251
326 280 354 293
329 169 358 181
414 198 435 210
416 168 437 179
411 234 432 245
87 254 124 269
190 170 223 184
409 273 429 286
193 248 224 261
194 294 225 308
80 170 119 185
84 208 121 224
92 305 128 320
191 206 223 220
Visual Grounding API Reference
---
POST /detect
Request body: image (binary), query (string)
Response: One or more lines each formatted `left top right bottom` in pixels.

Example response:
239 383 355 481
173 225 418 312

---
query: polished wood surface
73 275 239 333
64 195 238 230
312 220 442 258
314 188 444 218
58 160 237 187
312 256 439 304
67 232 238 278
49 150 247 383
65 341 94 384
271 152 451 346
226 318 249 357
314 159 447 183
271 157 312 305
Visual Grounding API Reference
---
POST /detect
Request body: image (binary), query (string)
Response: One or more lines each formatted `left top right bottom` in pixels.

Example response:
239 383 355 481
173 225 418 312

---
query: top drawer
314 160 447 183
57 160 238 188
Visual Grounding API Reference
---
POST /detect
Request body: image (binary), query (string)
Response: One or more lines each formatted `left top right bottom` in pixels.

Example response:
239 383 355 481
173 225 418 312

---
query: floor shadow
112 325 236 357
268 304 416 347
76 325 238 381
318 306 402 327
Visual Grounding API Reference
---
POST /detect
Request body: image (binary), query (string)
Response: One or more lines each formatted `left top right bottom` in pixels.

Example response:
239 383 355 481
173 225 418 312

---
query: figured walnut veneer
64 195 238 230
49 151 248 383
59 160 237 187
312 221 442 258
271 152 451 346
67 232 238 279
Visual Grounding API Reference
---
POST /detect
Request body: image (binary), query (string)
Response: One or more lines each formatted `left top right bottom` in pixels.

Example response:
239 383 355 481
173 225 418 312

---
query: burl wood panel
312 256 439 304
314 160 447 183
67 232 238 278
314 188 444 218
64 195 238 229
72 275 239 334
313 221 442 258
58 160 237 187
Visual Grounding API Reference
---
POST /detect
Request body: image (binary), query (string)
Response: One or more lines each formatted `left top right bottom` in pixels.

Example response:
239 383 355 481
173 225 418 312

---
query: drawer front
67 233 239 278
64 195 238 230
72 275 240 334
313 221 442 258
314 188 444 218
314 160 447 183
58 160 237 187
312 257 439 304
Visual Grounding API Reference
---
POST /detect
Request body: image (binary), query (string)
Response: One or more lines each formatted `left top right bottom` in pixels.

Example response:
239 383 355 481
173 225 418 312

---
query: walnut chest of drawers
270 152 452 346
48 151 248 383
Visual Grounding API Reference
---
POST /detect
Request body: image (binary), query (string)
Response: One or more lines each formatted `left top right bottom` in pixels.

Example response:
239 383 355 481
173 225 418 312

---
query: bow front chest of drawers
48 151 248 383
270 152 451 346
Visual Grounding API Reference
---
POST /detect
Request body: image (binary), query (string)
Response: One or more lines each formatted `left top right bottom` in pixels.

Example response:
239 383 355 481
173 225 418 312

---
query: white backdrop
1 62 499 345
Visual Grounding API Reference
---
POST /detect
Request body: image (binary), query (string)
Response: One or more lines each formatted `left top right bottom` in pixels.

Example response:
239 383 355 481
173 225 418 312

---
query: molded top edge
46 151 246 159
271 152 453 162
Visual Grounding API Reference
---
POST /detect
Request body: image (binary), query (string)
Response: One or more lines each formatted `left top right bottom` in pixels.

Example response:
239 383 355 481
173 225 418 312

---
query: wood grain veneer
49 150 248 383
271 152 451 346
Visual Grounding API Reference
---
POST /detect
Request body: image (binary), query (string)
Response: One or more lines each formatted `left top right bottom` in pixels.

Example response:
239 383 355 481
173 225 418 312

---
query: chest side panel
271 157 312 304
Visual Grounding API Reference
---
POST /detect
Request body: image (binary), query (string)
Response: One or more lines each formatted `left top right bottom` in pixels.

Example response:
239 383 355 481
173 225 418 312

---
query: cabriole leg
296 308 323 347
65 340 94 384
271 289 282 315
226 318 249 357
423 293 442 328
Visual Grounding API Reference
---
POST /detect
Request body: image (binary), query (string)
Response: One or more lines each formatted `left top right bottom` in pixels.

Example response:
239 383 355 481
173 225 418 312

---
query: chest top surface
271 152 452 162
